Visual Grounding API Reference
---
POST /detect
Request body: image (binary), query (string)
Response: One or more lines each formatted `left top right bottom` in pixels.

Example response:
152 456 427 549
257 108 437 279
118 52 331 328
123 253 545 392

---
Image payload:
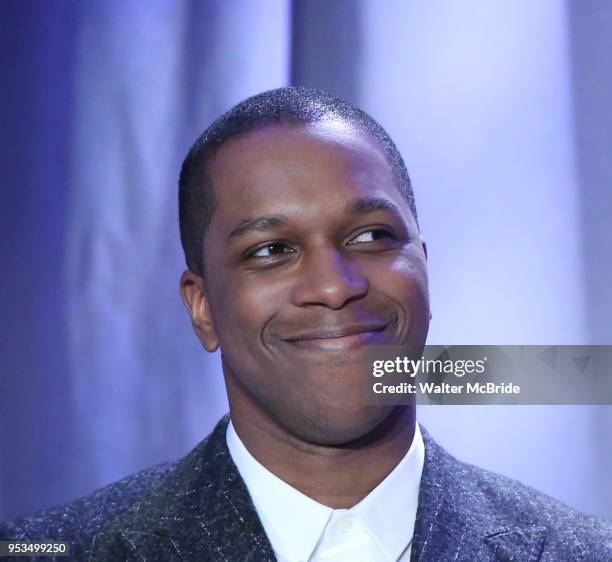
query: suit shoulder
456 456 612 556
0 459 177 546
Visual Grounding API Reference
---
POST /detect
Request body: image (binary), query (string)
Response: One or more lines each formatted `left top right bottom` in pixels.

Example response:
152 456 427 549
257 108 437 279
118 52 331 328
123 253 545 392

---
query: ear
179 270 219 352
420 239 432 320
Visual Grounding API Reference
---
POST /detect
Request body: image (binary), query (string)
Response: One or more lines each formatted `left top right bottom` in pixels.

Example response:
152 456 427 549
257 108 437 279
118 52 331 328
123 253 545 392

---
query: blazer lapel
92 416 276 561
157 415 276 561
166 469 276 561
411 428 547 562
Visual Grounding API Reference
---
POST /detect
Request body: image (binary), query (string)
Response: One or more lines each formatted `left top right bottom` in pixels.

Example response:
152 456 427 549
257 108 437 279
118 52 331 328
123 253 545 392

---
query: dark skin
180 121 430 508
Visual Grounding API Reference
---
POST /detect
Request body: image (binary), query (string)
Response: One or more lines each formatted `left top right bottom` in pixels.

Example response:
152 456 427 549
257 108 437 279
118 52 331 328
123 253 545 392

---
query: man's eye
348 229 393 244
249 242 293 258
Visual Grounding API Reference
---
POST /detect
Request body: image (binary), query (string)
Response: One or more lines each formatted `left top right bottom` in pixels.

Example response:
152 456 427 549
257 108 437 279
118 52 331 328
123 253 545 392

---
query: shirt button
337 516 353 534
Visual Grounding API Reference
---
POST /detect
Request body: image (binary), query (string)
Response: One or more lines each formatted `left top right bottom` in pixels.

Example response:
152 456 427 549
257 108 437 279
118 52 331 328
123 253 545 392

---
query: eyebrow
343 196 404 220
228 215 288 240
227 197 404 241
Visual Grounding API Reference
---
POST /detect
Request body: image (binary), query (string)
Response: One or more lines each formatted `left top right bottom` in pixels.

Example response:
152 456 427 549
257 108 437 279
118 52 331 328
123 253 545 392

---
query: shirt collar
227 419 424 562
227 421 332 560
351 422 425 560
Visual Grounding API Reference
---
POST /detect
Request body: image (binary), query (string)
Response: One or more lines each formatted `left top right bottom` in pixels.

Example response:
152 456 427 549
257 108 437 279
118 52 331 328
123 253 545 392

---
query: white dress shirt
226 420 424 562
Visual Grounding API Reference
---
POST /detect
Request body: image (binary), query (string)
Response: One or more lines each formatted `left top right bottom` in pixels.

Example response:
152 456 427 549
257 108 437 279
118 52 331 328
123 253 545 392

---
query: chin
279 402 397 447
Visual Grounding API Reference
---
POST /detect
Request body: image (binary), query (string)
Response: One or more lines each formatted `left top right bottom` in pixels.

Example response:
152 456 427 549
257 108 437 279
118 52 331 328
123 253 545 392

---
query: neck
229 398 416 509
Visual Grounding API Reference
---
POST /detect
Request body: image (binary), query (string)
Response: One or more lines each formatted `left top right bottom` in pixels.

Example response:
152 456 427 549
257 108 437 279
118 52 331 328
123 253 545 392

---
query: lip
281 322 391 351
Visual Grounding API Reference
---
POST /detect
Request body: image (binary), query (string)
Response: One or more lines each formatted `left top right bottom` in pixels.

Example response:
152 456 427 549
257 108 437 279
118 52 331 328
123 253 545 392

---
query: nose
291 245 368 309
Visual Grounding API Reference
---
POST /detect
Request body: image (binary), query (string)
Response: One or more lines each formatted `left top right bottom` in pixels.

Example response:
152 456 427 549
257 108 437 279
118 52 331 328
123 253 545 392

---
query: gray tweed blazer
1 415 610 561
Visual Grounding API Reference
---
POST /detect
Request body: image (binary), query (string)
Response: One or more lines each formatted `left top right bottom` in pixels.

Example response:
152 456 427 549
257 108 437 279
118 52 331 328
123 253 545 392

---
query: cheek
374 252 429 300
209 273 287 349
369 253 430 338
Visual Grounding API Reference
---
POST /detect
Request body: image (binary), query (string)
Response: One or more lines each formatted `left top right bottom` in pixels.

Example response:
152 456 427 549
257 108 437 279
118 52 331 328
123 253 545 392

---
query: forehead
207 121 409 226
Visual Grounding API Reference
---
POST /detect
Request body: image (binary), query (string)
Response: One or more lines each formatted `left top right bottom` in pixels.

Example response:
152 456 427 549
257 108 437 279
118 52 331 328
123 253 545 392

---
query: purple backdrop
1 0 611 521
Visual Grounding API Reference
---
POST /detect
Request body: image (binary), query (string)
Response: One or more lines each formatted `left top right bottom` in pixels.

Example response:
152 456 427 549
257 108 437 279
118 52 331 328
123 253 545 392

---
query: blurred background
1 0 611 521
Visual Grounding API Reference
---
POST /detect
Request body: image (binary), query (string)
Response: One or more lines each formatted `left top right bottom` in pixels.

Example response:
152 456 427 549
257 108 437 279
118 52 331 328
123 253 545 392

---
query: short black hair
179 86 418 275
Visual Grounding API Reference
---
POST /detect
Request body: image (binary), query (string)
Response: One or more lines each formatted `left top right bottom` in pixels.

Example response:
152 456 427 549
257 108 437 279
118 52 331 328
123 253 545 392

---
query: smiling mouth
281 322 391 351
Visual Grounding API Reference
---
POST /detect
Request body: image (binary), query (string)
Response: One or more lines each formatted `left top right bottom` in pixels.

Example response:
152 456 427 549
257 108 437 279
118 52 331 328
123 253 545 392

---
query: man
1 87 610 561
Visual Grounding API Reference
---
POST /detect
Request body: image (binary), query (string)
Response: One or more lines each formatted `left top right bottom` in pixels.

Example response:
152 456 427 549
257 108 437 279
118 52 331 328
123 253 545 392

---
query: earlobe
179 270 219 352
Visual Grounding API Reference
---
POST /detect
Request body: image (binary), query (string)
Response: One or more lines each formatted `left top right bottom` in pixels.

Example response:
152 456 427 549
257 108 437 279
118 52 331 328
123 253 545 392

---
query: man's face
183 121 430 445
